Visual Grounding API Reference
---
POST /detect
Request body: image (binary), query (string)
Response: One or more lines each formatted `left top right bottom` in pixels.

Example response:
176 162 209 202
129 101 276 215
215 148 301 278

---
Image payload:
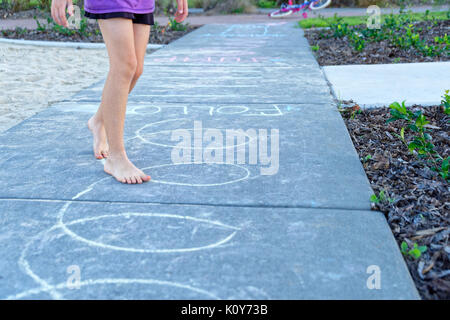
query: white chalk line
9 103 265 299
57 212 240 253
135 125 256 150
141 163 251 187
7 277 219 300
17 219 68 300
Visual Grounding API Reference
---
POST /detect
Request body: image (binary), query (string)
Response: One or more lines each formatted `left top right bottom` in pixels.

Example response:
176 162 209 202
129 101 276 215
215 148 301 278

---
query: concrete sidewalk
324 62 450 108
0 22 419 299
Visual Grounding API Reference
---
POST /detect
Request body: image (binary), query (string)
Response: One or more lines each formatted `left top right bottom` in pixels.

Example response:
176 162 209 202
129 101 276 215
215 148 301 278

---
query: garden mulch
0 22 199 45
341 103 449 300
304 20 450 65
0 8 199 45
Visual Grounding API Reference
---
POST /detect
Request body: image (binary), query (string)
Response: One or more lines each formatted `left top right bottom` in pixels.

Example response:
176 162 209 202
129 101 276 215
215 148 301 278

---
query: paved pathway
0 22 419 299
324 62 450 108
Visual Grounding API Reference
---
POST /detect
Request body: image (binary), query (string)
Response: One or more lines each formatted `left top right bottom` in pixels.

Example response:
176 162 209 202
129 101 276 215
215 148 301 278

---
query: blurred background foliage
0 0 448 14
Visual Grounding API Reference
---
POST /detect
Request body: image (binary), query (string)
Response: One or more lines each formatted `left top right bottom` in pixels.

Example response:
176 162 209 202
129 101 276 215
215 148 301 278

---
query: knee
112 56 138 80
133 64 144 81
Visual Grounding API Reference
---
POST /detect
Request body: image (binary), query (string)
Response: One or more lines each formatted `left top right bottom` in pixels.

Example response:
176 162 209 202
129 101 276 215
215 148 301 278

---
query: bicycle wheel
269 9 294 18
309 0 332 10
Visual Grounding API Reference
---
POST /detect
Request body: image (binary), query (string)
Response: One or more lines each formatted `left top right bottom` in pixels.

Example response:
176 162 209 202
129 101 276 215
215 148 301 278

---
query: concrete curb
0 37 166 50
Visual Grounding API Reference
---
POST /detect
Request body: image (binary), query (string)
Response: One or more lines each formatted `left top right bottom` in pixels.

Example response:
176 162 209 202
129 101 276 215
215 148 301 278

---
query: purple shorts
84 0 155 25
84 0 155 14
84 11 155 25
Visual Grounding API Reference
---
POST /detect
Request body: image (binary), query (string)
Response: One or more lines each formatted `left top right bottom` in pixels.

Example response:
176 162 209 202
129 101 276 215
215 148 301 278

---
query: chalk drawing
141 163 251 187
5 93 291 299
8 156 245 299
8 147 247 299
200 24 288 38
8 277 220 300
216 106 248 114
133 118 256 150
129 104 284 117
58 212 240 253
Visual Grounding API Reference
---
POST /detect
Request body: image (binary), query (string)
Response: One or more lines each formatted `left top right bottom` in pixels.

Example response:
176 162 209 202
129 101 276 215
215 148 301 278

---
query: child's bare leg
129 23 151 93
88 23 150 159
87 105 109 159
94 18 150 184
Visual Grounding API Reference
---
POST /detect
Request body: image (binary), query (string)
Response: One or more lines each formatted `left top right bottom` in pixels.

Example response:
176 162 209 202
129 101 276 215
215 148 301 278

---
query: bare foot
104 154 151 184
87 116 109 159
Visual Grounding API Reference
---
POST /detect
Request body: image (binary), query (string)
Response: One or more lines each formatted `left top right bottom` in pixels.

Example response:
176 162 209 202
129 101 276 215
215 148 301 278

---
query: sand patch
0 43 109 132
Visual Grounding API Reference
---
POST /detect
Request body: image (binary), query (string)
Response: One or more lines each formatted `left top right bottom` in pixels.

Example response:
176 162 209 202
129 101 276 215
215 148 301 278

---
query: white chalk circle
145 163 250 187
135 118 255 150
128 105 161 115
60 212 240 254
216 106 249 114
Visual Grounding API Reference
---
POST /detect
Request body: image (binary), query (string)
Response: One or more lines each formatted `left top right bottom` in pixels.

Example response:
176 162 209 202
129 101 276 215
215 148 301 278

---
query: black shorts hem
84 11 154 25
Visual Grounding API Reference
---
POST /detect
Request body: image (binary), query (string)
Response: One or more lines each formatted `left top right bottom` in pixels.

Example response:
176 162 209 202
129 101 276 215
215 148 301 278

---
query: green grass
187 0 204 8
298 11 449 29
257 0 278 8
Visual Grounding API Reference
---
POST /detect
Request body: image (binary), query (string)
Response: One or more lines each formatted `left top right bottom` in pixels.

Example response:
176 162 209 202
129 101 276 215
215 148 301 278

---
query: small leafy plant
442 90 450 115
168 16 188 31
33 7 92 38
370 189 394 205
400 241 427 260
387 100 448 180
312 10 449 58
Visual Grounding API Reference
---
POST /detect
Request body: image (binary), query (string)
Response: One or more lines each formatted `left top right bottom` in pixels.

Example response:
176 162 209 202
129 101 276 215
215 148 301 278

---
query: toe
139 172 150 182
135 176 143 184
125 177 132 184
95 153 103 159
130 176 137 184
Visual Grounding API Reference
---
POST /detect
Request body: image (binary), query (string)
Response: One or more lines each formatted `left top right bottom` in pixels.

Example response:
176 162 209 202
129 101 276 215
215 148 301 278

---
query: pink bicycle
269 0 332 18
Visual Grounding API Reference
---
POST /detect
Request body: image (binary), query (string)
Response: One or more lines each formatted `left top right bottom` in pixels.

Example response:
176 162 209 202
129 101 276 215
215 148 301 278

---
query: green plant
370 189 394 204
14 26 27 36
306 9 449 59
442 90 450 115
329 16 351 38
34 15 47 32
168 16 188 31
311 45 319 52
400 241 427 259
387 100 448 180
257 0 277 8
32 6 92 38
37 0 52 12
349 32 365 52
